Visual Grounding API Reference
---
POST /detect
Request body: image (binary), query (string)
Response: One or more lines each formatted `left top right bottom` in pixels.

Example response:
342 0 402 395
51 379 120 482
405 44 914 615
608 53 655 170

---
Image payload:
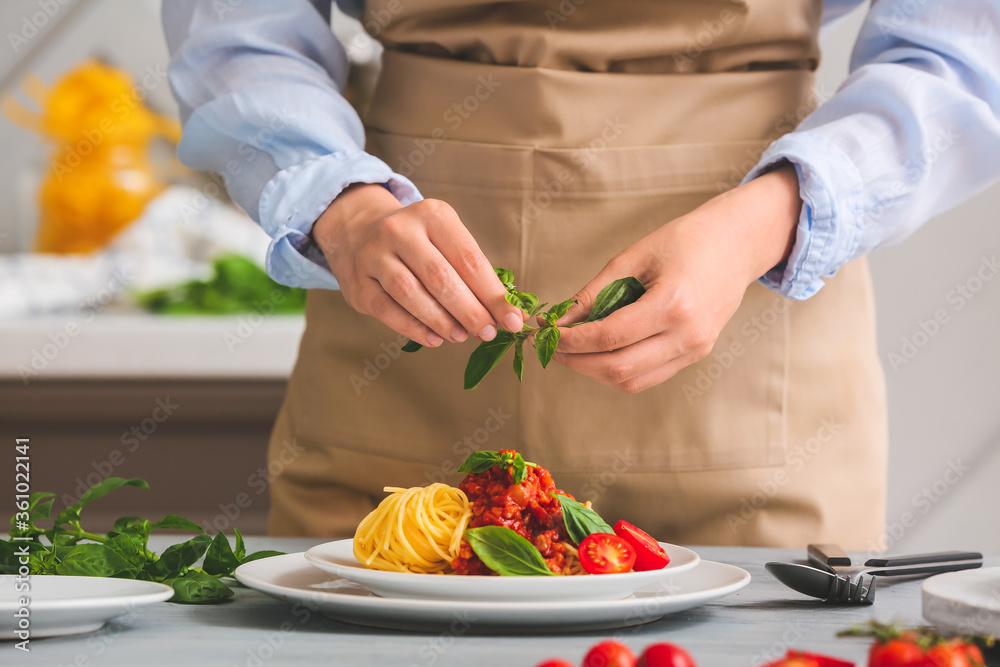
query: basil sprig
550 493 614 546
463 526 555 576
403 267 646 389
458 450 534 484
0 476 282 604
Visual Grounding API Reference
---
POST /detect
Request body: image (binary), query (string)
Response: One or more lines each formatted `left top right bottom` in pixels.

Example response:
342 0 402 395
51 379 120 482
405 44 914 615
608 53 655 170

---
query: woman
163 1 1000 548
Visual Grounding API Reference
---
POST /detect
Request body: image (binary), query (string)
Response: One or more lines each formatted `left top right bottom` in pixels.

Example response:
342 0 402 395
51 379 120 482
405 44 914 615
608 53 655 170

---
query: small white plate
236 552 749 633
303 539 700 602
922 567 1000 635
0 575 174 640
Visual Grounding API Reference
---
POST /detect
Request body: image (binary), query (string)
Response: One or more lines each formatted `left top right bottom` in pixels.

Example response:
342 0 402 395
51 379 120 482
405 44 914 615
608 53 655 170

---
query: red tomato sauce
451 450 573 575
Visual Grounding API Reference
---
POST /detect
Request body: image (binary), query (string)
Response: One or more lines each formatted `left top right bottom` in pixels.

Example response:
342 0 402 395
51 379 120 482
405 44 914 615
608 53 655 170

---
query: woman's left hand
553 164 802 393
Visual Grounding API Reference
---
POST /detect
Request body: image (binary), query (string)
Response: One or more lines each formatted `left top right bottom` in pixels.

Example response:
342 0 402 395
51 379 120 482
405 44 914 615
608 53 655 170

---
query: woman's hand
311 184 524 347
553 164 802 393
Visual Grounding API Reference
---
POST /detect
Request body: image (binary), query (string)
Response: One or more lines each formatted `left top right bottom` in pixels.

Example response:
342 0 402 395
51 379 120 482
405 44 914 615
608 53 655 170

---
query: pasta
353 484 472 574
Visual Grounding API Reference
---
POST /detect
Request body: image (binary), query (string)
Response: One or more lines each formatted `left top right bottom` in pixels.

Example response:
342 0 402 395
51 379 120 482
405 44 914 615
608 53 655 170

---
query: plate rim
235 551 750 613
0 574 174 611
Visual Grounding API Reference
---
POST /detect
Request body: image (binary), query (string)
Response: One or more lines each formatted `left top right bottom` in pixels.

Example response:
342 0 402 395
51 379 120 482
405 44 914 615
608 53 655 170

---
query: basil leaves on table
457 450 534 484
463 526 556 576
404 267 646 389
550 493 615 546
0 476 282 604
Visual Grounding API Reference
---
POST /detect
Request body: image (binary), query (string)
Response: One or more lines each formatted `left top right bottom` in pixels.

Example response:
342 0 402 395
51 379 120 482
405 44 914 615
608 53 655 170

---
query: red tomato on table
869 639 925 667
535 661 576 667
613 521 670 572
579 534 636 575
637 642 698 667
583 640 637 667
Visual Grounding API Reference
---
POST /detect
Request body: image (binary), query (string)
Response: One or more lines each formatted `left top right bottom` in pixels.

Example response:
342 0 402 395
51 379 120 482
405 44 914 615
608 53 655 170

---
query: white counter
0 313 305 380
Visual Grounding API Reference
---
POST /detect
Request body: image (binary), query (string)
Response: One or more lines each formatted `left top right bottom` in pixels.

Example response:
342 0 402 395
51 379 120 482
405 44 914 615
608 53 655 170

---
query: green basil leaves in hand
401 267 644 389
550 493 615 546
584 277 646 323
464 526 556 576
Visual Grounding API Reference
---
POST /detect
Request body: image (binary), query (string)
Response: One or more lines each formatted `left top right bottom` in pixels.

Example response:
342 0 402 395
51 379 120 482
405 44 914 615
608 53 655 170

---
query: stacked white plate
922 567 1000 636
235 539 750 632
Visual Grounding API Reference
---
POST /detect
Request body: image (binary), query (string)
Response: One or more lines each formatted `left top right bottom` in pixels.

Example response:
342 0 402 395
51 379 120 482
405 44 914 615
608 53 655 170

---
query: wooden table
10 538 995 667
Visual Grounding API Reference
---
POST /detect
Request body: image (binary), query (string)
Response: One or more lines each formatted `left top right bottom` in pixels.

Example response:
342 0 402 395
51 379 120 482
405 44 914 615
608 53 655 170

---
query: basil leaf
464 331 516 390
104 533 145 576
55 544 133 577
240 550 283 565
145 534 212 579
550 493 614 545
203 532 240 577
546 298 577 322
151 514 205 533
513 338 524 382
585 277 645 323
165 570 235 604
504 291 538 313
457 451 502 474
464 526 555 576
494 267 515 290
26 492 57 523
75 477 150 511
534 327 560 369
401 339 423 353
234 528 246 561
529 301 549 317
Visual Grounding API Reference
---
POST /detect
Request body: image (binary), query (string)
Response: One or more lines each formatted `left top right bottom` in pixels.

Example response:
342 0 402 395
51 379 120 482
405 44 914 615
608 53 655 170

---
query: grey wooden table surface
9 537 994 667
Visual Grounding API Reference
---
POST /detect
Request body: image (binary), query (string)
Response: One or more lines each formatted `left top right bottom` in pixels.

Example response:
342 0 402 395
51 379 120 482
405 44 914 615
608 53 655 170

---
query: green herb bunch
1 477 281 603
403 267 646 390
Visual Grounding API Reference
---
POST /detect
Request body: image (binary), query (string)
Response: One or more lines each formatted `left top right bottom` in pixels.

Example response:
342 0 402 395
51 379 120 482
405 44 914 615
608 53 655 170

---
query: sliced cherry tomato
535 660 576 667
579 533 636 575
869 639 924 667
962 643 985 667
761 658 819 667
583 640 637 667
637 642 697 667
918 641 981 667
613 520 670 572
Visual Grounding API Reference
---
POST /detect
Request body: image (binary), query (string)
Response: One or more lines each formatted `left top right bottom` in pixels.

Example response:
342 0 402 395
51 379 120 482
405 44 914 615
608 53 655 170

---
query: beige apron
268 0 889 549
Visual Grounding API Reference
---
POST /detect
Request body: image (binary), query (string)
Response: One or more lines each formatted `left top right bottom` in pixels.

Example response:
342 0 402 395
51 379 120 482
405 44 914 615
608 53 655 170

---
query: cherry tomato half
583 640 637 667
579 533 636 575
869 639 924 667
919 641 982 667
784 650 854 667
535 660 576 667
637 642 698 667
613 520 670 572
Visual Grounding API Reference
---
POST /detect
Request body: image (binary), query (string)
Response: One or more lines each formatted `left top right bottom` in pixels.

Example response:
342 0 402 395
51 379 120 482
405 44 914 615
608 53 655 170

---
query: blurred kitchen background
0 1 997 551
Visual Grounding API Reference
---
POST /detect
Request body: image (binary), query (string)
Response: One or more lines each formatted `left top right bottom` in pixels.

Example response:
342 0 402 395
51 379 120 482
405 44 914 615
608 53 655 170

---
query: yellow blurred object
5 60 181 254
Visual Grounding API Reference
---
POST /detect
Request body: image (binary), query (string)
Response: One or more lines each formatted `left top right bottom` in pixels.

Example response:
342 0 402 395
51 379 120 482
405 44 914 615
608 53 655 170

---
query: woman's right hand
311 183 524 347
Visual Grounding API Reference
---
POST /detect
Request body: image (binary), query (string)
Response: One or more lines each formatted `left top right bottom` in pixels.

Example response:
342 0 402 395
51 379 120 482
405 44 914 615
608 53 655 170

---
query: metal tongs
766 543 982 605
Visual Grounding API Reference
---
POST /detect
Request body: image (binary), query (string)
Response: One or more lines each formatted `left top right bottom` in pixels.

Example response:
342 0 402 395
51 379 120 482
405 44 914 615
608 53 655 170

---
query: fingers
553 335 703 394
556 289 663 354
423 201 524 333
395 237 497 342
358 278 447 348
375 256 467 343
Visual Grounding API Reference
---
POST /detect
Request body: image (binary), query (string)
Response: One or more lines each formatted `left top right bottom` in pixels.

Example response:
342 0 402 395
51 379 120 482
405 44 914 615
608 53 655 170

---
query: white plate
0 575 174 640
303 539 700 602
236 552 749 633
922 567 1000 635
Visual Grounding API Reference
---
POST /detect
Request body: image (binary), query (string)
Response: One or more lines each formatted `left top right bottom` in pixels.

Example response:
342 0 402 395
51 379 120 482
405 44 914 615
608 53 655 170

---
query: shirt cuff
741 131 865 300
259 150 423 289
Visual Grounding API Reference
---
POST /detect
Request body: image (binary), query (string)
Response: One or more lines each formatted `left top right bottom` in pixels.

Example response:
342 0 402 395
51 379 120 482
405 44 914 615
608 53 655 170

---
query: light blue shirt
163 0 1000 299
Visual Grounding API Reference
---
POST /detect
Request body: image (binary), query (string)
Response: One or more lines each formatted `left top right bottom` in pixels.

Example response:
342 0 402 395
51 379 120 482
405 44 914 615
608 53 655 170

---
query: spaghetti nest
353 484 473 574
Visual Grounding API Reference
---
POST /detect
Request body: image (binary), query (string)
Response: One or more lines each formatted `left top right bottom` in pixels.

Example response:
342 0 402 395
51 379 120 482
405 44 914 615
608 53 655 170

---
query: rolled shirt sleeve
744 0 1000 299
162 0 421 289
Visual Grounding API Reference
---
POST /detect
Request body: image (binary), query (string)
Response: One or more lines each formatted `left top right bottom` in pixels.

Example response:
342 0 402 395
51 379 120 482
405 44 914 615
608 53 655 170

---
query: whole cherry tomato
578 534 637 575
583 640 637 667
869 638 925 667
637 642 697 667
918 640 983 667
535 661 576 667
